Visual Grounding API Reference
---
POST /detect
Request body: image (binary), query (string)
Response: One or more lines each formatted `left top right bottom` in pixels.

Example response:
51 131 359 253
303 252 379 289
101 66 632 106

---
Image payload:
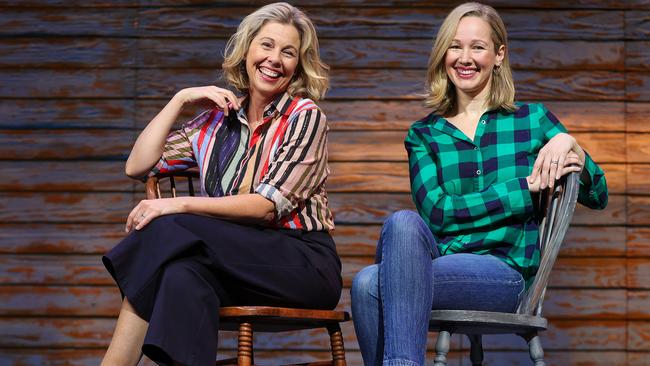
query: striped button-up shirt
406 103 608 282
150 92 334 231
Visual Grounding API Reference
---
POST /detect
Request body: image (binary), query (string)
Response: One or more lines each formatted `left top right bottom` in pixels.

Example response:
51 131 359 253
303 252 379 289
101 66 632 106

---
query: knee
380 210 432 255
351 265 379 302
159 259 203 294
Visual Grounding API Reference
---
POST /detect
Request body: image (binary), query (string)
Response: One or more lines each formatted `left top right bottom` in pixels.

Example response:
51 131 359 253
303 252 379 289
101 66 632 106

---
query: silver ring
551 160 559 165
140 214 146 218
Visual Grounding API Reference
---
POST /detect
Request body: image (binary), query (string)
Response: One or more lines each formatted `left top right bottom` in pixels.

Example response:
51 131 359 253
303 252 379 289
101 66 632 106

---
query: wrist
171 90 189 110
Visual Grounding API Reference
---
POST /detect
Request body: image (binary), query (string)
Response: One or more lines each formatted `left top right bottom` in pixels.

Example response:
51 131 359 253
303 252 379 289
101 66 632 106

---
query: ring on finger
551 160 559 165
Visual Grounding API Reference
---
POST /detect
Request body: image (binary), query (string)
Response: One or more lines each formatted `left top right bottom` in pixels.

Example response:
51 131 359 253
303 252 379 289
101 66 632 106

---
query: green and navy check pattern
406 103 608 281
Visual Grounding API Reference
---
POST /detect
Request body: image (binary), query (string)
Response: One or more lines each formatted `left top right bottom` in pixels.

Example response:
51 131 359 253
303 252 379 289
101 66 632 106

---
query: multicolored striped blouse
149 92 334 231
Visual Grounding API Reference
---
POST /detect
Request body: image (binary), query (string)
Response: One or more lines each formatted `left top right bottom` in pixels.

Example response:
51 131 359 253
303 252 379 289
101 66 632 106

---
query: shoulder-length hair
221 2 329 101
424 2 516 114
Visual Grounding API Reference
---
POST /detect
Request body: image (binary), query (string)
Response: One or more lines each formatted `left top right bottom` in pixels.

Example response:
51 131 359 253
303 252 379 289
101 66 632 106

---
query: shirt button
476 170 482 175
590 190 595 195
480 120 486 125
474 146 479 150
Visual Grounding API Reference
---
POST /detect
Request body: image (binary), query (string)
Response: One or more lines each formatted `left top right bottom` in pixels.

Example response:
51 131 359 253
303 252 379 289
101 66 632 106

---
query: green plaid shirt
406 103 608 281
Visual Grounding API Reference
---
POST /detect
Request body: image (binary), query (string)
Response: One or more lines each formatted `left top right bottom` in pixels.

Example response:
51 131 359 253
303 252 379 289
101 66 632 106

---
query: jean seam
383 358 421 366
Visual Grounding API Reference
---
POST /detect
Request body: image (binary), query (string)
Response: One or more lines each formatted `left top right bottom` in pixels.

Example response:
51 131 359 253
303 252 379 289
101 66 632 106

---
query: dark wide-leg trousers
102 213 342 366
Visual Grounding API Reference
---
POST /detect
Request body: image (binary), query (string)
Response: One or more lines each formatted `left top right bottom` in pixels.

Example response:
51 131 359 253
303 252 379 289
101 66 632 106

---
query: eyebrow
258 36 298 50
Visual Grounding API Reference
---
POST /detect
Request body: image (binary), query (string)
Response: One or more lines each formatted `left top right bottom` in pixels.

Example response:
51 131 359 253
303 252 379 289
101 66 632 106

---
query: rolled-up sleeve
256 107 328 219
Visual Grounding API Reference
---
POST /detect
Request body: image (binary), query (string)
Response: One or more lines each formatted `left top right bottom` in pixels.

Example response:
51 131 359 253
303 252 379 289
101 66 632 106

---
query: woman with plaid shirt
351 3 608 366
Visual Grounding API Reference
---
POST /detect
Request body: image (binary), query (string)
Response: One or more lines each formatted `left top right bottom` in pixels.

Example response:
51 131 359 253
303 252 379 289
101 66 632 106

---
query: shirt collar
237 92 296 122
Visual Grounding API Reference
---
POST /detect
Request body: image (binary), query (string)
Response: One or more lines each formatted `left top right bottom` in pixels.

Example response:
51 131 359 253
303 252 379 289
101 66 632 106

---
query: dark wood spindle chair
428 171 581 366
144 169 350 366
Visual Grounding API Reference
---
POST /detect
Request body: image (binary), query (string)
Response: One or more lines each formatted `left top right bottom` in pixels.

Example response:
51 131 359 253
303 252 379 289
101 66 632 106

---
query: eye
472 45 486 50
282 49 297 58
448 44 461 49
261 41 273 49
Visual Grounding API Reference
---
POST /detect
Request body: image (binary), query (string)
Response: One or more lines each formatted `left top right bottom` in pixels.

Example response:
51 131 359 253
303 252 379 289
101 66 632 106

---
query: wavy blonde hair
222 2 329 101
424 2 516 114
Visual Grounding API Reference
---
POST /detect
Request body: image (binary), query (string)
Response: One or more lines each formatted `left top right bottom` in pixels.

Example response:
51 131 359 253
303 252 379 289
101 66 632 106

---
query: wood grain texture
627 102 650 133
628 228 650 257
0 69 135 98
628 196 650 226
627 164 650 195
628 258 650 290
0 8 136 36
628 290 650 320
0 161 133 192
625 11 650 40
626 41 650 71
0 193 132 224
0 223 125 254
627 73 650 101
136 8 624 40
0 99 135 129
0 129 133 160
628 133 650 163
0 38 136 68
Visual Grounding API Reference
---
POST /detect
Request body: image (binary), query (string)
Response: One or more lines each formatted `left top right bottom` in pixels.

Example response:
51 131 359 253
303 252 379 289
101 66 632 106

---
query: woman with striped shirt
101 3 341 366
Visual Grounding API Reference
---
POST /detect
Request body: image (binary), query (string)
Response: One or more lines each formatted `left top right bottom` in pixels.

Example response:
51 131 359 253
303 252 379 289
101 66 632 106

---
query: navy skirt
102 213 342 366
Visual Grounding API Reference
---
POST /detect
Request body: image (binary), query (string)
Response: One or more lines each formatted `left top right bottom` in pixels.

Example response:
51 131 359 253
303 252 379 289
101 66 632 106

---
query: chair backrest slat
145 169 200 200
516 172 580 315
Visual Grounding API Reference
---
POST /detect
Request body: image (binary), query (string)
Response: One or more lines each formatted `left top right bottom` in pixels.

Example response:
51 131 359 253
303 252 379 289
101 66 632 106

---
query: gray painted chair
428 171 581 366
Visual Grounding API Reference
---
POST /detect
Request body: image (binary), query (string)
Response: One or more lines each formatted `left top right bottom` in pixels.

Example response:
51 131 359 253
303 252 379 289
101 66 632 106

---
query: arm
125 86 241 178
125 194 275 232
529 104 608 209
406 127 534 236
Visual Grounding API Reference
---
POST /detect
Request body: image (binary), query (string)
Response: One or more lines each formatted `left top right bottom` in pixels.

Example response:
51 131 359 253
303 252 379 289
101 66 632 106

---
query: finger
209 93 230 115
135 212 156 231
125 205 139 232
555 153 567 180
530 153 545 182
225 90 240 110
548 157 560 189
540 156 551 189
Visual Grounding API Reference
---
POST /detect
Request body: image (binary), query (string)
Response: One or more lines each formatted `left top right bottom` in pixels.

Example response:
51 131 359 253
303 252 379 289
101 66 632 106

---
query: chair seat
429 310 547 335
219 306 351 332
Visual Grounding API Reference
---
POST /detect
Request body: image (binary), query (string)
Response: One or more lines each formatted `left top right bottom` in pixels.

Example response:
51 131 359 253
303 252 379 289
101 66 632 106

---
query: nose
459 48 472 64
266 49 282 66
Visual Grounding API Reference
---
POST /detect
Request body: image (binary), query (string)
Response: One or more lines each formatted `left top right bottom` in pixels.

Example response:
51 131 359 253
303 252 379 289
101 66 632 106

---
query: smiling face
445 16 504 100
245 21 300 103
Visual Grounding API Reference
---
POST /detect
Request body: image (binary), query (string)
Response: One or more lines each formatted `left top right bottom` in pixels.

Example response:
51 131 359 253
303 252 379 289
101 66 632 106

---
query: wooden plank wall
0 0 649 365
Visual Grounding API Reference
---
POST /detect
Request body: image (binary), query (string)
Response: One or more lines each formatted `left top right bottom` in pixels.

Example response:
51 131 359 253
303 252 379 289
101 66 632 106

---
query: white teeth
260 67 280 78
457 69 476 75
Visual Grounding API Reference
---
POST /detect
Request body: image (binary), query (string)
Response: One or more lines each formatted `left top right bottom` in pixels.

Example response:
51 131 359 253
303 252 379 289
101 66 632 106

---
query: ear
495 44 505 66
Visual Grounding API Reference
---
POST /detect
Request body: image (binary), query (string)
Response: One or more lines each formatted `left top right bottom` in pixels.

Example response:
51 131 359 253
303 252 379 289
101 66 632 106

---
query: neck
247 90 273 126
453 83 490 117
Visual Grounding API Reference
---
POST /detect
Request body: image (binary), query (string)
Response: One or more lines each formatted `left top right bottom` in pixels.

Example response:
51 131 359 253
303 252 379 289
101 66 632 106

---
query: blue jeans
351 210 525 366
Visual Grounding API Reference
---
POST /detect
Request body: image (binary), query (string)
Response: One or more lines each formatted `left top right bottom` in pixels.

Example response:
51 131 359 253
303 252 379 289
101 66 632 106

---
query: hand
174 86 242 116
125 198 185 232
527 151 583 193
530 133 585 190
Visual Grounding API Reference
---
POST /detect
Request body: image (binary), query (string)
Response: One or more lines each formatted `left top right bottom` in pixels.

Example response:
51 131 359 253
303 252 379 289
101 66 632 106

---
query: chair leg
327 323 347 366
237 322 254 366
433 330 451 366
468 334 483 366
521 332 545 366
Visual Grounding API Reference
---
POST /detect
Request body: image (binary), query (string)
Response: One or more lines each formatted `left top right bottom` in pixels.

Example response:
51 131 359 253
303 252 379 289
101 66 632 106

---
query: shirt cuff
255 183 295 219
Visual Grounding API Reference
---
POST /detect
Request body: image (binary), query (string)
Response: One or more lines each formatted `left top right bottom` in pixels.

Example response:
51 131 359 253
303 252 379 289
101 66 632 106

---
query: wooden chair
144 169 350 366
428 171 581 366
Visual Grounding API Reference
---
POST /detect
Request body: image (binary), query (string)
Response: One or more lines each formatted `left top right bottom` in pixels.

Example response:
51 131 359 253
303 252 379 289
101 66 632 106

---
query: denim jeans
351 210 525 366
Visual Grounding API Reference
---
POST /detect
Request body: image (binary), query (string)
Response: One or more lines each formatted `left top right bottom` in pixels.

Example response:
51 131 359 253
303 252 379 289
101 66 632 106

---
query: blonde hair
424 2 516 114
222 2 329 101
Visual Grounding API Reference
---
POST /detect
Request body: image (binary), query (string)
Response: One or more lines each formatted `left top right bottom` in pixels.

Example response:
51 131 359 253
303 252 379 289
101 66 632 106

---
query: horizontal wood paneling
0 254 628 288
0 2 644 364
0 160 626 194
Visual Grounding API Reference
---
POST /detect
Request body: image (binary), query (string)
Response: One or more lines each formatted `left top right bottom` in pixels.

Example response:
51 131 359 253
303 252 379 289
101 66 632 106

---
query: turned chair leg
521 332 545 366
237 322 254 366
468 334 483 366
328 324 347 366
433 330 451 366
